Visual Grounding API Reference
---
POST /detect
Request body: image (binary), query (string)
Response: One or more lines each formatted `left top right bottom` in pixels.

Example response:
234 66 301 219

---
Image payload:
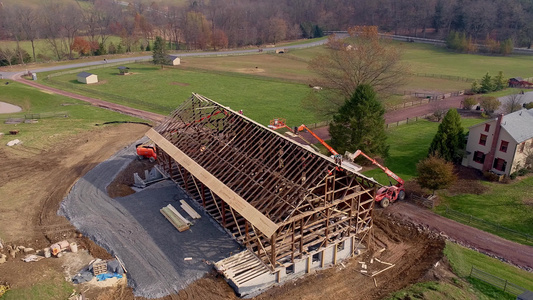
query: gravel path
60 142 240 298
387 202 533 270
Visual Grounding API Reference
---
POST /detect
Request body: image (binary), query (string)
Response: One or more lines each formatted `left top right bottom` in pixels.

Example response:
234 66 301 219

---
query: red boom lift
346 150 405 208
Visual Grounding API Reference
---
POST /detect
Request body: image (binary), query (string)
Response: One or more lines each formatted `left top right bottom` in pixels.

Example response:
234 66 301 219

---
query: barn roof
148 93 377 238
77 71 94 78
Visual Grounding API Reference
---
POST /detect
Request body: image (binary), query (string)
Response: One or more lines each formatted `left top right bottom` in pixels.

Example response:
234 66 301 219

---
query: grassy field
42 63 318 125
436 176 533 237
362 118 485 184
0 80 143 152
444 241 533 290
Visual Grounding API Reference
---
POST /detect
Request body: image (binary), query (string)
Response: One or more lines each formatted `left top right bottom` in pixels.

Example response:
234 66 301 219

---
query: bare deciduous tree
308 26 408 108
503 93 523 114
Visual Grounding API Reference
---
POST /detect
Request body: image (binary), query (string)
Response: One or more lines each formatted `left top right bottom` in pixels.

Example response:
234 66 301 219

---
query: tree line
1 0 533 63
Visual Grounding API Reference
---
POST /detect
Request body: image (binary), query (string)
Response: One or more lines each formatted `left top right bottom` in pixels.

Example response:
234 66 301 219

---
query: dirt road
388 202 533 270
294 96 465 144
13 75 165 123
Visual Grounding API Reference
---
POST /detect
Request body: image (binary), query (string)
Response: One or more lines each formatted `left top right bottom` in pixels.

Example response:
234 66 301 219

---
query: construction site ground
1 122 454 300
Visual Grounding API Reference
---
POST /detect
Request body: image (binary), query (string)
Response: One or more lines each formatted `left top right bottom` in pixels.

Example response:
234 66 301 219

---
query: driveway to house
387 202 533 270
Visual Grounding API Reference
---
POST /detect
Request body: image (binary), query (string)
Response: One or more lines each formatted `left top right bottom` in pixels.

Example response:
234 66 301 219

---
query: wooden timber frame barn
146 93 378 276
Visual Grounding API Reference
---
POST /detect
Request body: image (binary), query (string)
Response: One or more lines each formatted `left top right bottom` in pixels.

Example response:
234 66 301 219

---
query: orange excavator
345 150 405 208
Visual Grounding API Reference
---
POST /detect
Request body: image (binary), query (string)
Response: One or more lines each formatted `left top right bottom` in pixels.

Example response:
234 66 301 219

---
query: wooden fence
470 266 530 296
408 193 435 209
445 207 533 246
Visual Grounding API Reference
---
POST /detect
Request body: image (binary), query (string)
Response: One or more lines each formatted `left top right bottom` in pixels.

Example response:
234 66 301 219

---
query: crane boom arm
297 125 339 156
348 150 404 185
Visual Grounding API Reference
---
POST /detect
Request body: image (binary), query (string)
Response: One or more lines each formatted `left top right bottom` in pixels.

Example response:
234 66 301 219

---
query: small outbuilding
77 72 98 84
118 66 130 75
168 55 181 66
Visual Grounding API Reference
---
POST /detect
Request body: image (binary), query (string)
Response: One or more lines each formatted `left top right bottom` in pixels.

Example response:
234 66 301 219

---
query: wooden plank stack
180 200 201 219
160 204 190 232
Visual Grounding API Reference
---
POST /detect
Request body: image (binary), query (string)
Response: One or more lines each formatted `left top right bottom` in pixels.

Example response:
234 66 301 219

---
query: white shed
77 72 98 84
168 55 181 66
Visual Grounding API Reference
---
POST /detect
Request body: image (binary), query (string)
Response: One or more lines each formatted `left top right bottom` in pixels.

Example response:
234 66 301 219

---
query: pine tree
152 36 170 66
428 109 465 163
479 72 494 93
329 84 389 158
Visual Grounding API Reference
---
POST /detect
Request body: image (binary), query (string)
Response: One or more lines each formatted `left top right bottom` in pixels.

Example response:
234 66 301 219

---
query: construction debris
0 254 6 264
22 254 45 262
6 139 20 146
72 258 125 284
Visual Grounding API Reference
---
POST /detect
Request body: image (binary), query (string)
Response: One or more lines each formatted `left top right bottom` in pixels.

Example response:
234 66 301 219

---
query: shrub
517 168 529 176
483 171 501 182
510 172 518 180
525 102 533 109
463 96 477 109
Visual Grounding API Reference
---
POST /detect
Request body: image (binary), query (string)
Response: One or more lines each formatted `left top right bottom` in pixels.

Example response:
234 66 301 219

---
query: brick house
462 109 533 176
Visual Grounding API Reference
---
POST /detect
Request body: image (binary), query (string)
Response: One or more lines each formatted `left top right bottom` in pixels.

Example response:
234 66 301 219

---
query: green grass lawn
362 118 485 184
42 63 320 125
0 80 144 151
436 176 533 238
444 241 533 291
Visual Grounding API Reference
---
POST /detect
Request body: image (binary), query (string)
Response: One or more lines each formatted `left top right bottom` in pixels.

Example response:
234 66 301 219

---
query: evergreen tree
329 84 389 158
479 72 494 93
152 36 170 65
428 109 465 163
492 71 506 91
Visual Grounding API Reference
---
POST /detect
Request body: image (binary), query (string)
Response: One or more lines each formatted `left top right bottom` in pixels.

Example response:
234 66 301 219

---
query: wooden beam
147 128 278 237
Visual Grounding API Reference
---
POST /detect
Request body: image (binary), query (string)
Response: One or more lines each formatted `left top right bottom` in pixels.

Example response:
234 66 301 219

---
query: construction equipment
346 150 405 208
296 124 341 158
136 143 157 162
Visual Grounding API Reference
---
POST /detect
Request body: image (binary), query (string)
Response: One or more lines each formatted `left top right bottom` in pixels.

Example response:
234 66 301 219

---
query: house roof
77 71 95 78
117 66 129 70
501 109 533 143
168 55 180 60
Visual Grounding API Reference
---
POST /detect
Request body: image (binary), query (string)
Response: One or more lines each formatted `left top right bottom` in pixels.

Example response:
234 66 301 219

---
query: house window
493 158 507 172
479 134 487 146
499 141 509 153
484 124 490 132
473 151 485 164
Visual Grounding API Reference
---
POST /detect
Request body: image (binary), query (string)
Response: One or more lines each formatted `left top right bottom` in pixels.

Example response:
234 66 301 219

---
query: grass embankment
0 80 144 153
389 241 533 300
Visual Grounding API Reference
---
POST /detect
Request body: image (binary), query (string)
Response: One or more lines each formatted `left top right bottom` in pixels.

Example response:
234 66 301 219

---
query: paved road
388 202 533 270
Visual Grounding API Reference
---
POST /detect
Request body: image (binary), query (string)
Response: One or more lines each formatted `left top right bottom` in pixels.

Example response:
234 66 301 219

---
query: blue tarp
96 272 123 281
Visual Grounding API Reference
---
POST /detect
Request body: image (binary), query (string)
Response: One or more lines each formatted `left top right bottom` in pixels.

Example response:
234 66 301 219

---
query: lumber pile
180 200 201 219
160 204 190 232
